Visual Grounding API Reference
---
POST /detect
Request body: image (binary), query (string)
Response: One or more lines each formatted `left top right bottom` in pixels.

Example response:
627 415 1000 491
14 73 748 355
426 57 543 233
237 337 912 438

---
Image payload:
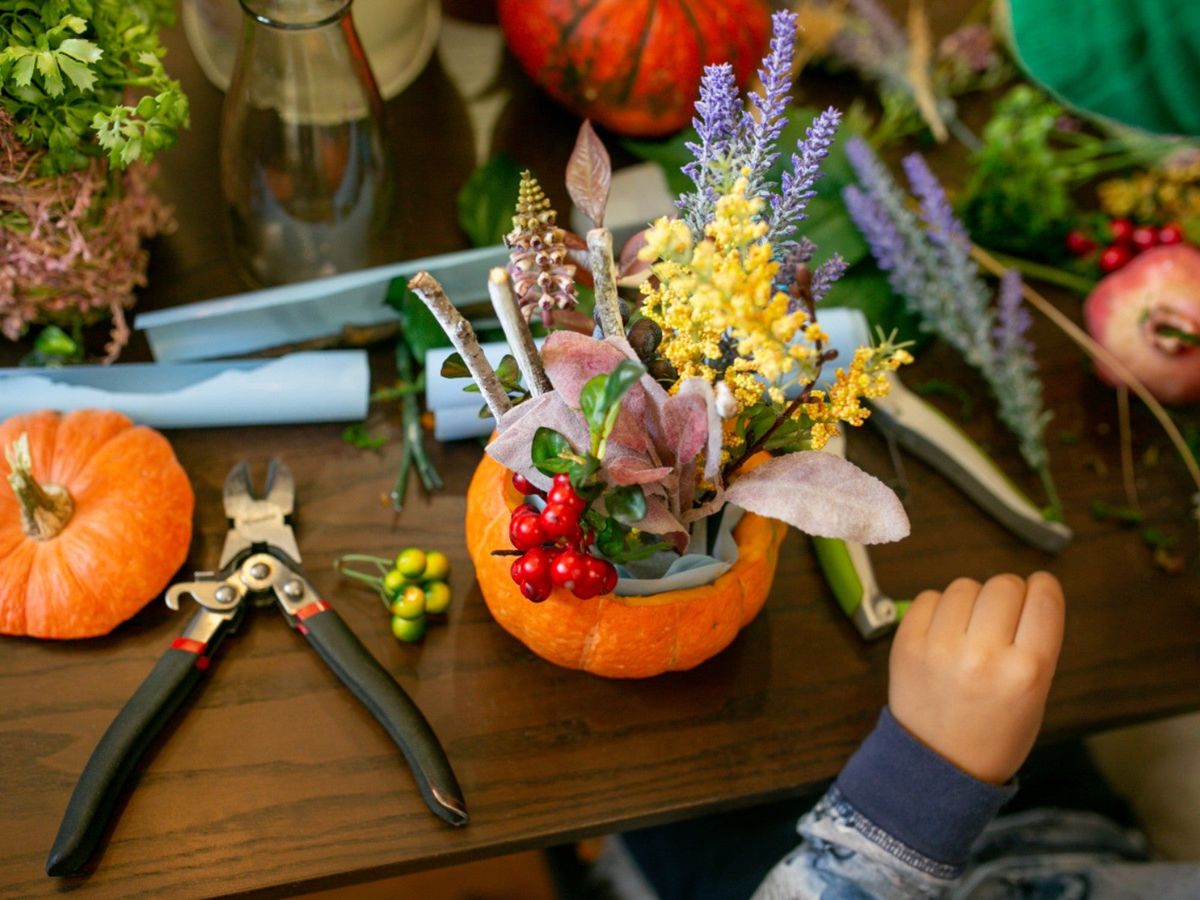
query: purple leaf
565 119 612 228
638 495 688 551
605 452 675 486
541 330 665 453
662 389 708 467
487 392 590 490
725 452 909 543
674 377 722 480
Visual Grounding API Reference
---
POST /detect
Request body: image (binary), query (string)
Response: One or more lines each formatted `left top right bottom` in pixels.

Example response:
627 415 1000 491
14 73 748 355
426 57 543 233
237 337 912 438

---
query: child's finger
897 588 940 640
966 573 1027 645
926 577 981 639
1014 571 1066 663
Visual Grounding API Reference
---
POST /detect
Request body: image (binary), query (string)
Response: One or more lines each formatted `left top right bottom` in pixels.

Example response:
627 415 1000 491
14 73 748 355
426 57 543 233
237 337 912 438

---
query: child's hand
888 572 1065 784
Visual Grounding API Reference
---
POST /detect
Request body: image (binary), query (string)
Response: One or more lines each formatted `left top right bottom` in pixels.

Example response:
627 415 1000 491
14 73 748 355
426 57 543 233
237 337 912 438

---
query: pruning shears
46 459 467 877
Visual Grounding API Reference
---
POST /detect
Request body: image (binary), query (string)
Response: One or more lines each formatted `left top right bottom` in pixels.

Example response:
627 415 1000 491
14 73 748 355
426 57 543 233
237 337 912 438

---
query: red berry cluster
507 472 619 602
1066 218 1187 274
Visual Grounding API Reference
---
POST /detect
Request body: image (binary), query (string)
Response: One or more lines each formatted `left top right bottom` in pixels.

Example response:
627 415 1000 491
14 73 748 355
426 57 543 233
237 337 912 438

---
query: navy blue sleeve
834 706 1017 869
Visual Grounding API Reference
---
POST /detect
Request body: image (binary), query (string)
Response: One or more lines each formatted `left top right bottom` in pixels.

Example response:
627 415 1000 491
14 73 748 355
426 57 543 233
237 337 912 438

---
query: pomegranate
1084 245 1200 405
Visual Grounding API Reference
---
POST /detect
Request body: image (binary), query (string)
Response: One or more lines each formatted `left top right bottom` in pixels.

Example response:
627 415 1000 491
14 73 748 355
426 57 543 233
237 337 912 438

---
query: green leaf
57 39 102 64
601 359 646 413
12 52 35 88
439 352 471 379
456 153 523 248
56 54 96 93
342 424 387 450
566 454 601 491
35 51 64 97
495 354 521 390
531 427 573 475
19 324 83 367
119 136 142 166
604 485 647 526
579 373 607 431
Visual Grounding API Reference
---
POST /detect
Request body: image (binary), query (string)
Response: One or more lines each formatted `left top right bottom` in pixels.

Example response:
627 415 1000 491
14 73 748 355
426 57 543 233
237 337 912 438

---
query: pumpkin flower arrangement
413 11 912 676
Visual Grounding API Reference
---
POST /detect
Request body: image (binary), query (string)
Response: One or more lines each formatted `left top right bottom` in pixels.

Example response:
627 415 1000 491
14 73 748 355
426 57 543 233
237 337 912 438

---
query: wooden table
3 10 1199 899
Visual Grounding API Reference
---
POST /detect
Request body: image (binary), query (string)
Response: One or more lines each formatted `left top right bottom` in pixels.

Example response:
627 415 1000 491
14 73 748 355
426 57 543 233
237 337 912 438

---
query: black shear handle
300 604 468 827
46 645 207 876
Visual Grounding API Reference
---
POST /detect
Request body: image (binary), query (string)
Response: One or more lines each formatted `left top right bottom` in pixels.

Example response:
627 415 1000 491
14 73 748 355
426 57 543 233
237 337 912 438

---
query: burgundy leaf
565 119 612 228
725 452 910 544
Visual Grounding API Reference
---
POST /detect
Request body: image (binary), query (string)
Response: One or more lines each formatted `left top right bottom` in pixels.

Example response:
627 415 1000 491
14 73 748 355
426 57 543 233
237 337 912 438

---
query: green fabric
1008 0 1200 136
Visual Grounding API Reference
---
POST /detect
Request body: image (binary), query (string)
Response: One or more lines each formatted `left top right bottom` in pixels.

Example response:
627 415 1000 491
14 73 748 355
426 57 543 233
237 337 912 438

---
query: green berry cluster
335 548 452 642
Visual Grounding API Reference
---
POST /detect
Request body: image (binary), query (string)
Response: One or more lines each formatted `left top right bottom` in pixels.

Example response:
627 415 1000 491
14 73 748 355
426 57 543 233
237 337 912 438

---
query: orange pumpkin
0 409 194 639
498 0 772 137
466 453 787 678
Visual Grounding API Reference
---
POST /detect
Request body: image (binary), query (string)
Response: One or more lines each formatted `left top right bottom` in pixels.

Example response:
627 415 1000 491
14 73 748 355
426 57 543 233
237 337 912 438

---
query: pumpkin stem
5 433 74 540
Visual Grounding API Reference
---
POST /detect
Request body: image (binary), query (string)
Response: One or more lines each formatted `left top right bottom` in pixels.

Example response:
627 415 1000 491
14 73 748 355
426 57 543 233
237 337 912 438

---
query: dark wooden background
2 4 1198 898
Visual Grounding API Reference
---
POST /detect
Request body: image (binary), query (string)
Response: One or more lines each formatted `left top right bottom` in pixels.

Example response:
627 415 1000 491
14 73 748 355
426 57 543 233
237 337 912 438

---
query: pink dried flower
0 108 174 361
938 23 998 75
505 170 577 324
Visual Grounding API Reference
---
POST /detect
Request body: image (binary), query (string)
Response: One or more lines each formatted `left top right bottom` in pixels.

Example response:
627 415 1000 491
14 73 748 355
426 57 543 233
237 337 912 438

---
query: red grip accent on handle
295 600 330 621
171 638 207 655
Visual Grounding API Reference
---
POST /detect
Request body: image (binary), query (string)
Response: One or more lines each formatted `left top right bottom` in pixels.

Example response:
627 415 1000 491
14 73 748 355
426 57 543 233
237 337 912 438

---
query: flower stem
336 553 393 574
983 249 1097 295
1038 464 1065 523
389 340 443 510
722 390 810 483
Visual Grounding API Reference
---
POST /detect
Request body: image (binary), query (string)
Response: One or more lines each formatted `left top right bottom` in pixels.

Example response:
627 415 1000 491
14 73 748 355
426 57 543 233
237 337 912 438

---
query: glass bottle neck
239 0 353 29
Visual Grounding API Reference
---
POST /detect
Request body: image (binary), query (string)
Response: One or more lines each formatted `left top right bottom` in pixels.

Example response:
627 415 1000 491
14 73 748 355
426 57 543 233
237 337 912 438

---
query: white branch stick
487 267 552 396
587 227 624 339
408 271 512 421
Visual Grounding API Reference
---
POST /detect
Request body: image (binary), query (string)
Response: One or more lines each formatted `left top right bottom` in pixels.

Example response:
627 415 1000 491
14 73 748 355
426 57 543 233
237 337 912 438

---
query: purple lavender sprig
842 138 1057 506
810 254 848 304
680 63 741 234
768 107 841 251
737 10 798 201
677 8 842 284
991 270 1050 473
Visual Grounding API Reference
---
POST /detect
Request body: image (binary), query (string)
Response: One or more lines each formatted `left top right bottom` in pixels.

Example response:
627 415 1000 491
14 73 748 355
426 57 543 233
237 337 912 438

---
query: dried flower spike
505 171 577 322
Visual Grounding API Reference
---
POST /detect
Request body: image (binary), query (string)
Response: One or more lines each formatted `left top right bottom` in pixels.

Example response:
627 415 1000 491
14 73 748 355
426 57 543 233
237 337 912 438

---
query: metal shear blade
219 459 301 567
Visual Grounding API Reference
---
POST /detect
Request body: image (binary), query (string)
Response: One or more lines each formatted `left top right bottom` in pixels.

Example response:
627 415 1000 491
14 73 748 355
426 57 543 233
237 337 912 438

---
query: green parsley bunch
0 0 188 175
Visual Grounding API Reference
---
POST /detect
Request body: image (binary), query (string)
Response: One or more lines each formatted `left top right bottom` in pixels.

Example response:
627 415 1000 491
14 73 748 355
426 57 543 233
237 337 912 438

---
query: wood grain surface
2 10 1199 899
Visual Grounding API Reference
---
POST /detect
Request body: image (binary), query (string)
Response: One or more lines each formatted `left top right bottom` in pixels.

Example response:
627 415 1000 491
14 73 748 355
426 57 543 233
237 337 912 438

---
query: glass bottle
220 0 393 287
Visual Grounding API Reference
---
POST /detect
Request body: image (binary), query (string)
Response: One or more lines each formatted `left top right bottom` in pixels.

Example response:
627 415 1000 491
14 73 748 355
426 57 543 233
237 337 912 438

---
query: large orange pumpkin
466 453 787 678
0 409 194 639
498 0 773 137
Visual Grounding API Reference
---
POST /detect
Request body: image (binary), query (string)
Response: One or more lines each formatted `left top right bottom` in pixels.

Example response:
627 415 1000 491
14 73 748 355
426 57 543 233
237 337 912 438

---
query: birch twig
487 267 552 396
587 227 624 339
408 271 512 421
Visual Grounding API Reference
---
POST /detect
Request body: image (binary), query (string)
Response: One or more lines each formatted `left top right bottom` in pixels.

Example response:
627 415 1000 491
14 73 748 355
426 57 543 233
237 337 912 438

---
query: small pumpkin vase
465 453 787 678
